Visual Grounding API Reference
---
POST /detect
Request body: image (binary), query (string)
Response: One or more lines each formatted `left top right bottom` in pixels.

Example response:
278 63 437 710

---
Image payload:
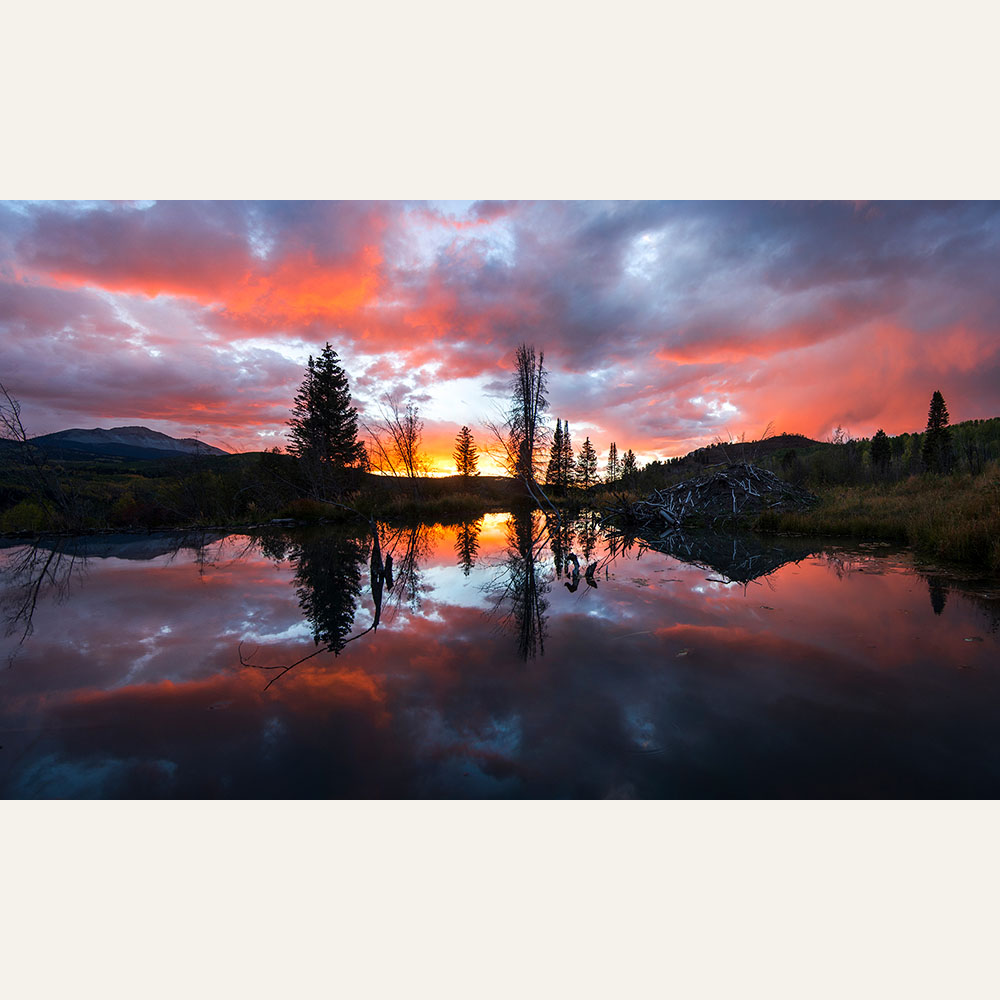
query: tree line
284 341 646 499
214 346 1000 502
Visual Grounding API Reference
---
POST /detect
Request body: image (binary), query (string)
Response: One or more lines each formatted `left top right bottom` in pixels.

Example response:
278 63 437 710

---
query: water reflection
927 575 949 616
240 523 438 687
631 529 819 586
455 519 482 577
488 509 549 660
0 531 225 659
2 515 1000 798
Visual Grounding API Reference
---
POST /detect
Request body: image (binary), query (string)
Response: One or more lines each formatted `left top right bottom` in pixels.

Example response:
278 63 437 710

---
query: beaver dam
604 462 818 535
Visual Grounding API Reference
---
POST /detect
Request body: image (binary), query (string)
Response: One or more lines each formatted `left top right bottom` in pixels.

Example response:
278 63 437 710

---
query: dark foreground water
1 512 998 798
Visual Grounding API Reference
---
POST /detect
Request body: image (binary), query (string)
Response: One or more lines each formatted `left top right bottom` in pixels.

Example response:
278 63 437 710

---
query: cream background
2 2 999 997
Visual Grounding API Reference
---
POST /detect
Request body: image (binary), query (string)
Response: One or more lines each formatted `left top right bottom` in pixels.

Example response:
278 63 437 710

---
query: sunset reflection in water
1 513 997 798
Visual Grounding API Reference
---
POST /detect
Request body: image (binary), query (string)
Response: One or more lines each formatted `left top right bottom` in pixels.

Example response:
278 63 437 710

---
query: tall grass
755 461 1000 572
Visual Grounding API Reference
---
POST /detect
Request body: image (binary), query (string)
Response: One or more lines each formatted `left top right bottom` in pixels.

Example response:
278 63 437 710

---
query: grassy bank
0 449 531 535
755 462 1000 572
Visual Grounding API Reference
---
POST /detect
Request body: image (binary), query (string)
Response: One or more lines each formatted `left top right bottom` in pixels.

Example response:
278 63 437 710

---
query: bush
1 499 50 532
277 498 344 522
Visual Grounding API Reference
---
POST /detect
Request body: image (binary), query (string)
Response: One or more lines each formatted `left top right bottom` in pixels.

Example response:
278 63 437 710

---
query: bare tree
509 343 548 480
485 344 561 517
1 381 72 523
363 395 426 493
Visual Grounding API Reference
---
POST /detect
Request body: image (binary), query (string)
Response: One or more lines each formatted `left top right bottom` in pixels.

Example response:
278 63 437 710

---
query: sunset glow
2 200 998 469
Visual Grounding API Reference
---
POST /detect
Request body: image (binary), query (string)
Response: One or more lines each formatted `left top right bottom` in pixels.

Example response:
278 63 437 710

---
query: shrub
1 499 49 532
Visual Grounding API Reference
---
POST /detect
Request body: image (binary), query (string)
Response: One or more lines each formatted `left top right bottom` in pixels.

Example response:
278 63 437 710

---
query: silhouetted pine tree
921 390 953 473
620 448 639 483
545 419 565 491
575 436 598 489
453 425 480 477
545 418 575 493
870 428 891 477
560 421 575 489
287 343 366 493
606 442 620 483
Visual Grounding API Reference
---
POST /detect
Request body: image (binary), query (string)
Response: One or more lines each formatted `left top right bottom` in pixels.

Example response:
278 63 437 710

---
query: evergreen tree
545 418 575 493
620 448 639 482
606 442 620 483
575 436 599 489
560 420 575 489
870 428 891 477
287 343 366 492
921 390 953 473
453 425 480 478
545 420 565 491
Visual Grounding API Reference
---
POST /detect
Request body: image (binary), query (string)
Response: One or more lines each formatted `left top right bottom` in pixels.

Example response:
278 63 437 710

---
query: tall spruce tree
560 420 575 490
606 442 620 483
545 420 565 491
453 425 480 478
870 428 891 477
575 436 599 489
921 390 952 473
287 343 366 492
620 448 639 482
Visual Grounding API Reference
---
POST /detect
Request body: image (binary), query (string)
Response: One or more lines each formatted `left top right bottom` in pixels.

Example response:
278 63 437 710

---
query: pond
1 512 998 798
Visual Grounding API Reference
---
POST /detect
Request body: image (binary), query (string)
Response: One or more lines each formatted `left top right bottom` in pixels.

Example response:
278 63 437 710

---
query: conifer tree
545 420 565 491
560 420 575 489
870 428 891 477
545 418 576 493
575 436 599 489
606 442 620 483
620 448 639 482
287 343 366 492
453 425 480 478
921 390 952 473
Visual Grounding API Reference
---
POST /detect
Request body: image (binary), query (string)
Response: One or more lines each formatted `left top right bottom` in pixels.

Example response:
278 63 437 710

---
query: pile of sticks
606 463 818 534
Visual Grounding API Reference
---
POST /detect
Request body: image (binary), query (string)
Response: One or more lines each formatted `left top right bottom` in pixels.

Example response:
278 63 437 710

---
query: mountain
28 426 229 461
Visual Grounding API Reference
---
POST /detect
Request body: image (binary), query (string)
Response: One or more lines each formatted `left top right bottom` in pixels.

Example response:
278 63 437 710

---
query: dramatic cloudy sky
1 200 998 473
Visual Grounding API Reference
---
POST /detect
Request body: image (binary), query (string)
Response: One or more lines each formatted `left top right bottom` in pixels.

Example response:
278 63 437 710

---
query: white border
3 2 1000 997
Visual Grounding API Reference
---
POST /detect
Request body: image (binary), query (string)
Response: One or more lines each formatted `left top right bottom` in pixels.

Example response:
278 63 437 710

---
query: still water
1 512 998 798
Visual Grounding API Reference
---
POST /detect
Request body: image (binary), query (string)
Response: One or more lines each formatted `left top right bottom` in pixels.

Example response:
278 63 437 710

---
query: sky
1 199 998 474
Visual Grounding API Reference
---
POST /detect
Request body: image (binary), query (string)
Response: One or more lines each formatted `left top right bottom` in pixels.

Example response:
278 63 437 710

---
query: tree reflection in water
926 576 949 616
293 533 367 653
487 508 550 661
243 522 435 687
0 531 230 665
0 542 86 660
454 518 482 577
242 512 843 681
544 510 574 580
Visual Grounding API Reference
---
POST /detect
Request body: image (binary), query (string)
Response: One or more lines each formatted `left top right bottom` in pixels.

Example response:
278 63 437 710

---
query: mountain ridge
28 425 229 460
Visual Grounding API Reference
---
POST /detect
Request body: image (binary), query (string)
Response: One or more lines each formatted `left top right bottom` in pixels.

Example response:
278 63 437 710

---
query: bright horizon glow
1 200 999 472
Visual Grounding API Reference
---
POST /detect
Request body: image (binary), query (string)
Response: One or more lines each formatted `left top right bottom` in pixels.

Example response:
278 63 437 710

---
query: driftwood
605 462 817 533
